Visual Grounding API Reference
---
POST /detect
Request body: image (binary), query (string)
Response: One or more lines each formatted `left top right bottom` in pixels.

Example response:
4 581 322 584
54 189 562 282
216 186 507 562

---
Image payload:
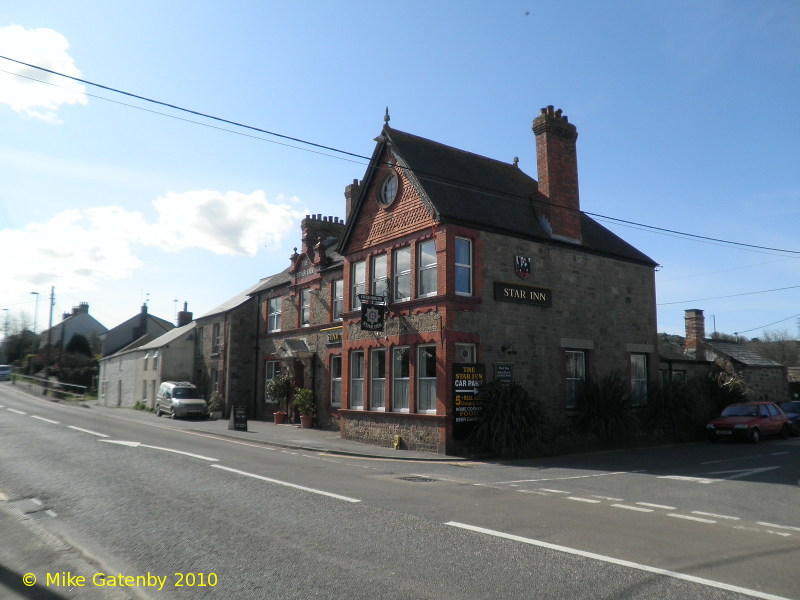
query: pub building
253 106 658 455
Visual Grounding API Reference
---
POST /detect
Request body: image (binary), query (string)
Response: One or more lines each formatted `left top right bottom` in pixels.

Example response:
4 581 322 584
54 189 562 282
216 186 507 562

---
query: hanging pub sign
452 363 485 441
358 294 387 331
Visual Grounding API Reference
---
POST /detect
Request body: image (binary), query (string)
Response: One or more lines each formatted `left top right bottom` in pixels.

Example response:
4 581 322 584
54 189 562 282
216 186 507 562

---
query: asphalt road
1 383 798 600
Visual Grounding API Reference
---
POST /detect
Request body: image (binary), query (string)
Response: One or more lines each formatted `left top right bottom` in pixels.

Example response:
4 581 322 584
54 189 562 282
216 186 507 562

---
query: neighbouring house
100 304 174 357
251 216 345 420
37 302 107 359
193 284 262 416
252 107 659 454
659 309 789 403
98 307 195 409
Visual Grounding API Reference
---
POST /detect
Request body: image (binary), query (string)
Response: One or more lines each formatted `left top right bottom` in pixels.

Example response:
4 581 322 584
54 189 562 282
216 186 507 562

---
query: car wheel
155 405 161 417
749 427 760 444
170 408 176 420
780 424 789 439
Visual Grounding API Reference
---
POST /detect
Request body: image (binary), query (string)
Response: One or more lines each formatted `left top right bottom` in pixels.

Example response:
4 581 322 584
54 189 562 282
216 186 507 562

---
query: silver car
155 381 209 419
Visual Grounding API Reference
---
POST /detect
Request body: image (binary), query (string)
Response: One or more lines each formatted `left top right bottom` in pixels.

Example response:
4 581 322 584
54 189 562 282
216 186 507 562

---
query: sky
0 1 798 342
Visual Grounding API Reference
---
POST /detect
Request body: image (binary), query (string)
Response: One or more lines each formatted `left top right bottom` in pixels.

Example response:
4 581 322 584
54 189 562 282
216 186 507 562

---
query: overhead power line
733 312 800 336
3 55 800 258
658 284 800 306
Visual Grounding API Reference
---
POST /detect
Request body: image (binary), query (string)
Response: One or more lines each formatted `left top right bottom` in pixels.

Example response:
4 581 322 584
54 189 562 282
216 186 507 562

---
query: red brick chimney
684 308 706 361
532 106 581 242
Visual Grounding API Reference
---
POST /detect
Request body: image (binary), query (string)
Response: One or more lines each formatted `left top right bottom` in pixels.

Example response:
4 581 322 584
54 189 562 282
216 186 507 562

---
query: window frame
371 254 389 300
350 350 365 409
351 260 366 310
454 237 473 296
212 323 221 354
565 350 585 410
417 239 437 298
416 345 438 414
370 348 386 411
264 361 279 403
330 355 342 408
392 346 410 412
393 247 411 302
332 279 344 321
267 297 282 333
630 353 648 406
300 288 312 327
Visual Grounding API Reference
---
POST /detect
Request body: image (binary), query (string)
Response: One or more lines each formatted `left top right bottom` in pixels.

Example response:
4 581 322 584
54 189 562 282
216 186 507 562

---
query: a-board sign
229 406 248 432
452 363 485 441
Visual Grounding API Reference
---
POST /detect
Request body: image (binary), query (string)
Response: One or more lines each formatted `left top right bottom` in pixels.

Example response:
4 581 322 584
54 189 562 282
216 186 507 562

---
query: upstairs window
565 350 585 410
351 260 366 309
300 289 311 327
267 297 282 332
393 247 411 302
371 254 389 299
455 237 472 296
212 323 221 353
417 239 437 297
332 280 344 321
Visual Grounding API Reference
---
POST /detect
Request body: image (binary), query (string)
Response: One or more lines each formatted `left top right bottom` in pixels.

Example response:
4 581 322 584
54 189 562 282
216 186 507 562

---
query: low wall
339 411 446 454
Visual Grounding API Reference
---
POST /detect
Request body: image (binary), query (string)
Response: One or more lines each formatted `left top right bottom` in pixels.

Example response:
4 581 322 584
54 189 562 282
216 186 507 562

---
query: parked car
0 365 11 381
155 381 209 419
706 401 789 443
779 400 800 436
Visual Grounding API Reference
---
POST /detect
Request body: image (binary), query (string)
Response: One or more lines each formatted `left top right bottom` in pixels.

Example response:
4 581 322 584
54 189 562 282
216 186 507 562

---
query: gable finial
384 107 390 125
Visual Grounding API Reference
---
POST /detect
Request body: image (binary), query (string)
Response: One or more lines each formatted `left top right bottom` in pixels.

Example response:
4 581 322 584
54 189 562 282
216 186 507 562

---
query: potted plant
293 387 316 428
266 372 294 425
207 390 223 420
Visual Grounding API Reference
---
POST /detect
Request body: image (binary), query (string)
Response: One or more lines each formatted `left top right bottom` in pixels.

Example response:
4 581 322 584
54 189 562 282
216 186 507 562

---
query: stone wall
340 412 444 453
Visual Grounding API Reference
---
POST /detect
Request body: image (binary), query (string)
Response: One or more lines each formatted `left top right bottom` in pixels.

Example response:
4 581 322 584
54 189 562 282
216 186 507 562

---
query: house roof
339 125 656 266
199 279 266 319
138 322 196 350
707 340 784 368
248 267 292 296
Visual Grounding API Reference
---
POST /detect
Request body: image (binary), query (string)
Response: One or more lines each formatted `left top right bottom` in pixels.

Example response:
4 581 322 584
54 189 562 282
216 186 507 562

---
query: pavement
1 387 465 598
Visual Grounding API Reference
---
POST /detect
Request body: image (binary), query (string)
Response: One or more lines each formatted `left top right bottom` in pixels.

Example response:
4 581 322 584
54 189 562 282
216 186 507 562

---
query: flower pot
210 411 222 420
273 411 287 425
300 415 314 429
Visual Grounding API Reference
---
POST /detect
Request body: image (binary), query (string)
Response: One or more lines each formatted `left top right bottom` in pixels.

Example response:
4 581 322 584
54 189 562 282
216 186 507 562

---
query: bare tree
749 329 799 366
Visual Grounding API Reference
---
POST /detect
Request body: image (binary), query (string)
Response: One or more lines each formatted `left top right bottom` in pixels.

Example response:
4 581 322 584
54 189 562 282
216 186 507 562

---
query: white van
155 381 209 419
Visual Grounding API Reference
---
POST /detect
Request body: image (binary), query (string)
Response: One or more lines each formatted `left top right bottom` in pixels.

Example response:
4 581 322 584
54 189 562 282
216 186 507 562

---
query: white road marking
658 475 715 484
6 408 26 415
538 488 570 494
668 513 716 524
692 511 740 520
67 425 109 438
446 522 792 600
756 522 800 532
496 470 639 484
704 466 780 481
210 464 361 503
99 439 218 461
31 415 59 424
592 495 624 502
567 497 601 504
636 502 676 510
612 504 653 512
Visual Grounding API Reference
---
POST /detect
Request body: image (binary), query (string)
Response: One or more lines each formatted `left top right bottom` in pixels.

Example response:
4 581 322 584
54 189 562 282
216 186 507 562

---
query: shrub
293 388 316 416
266 373 294 413
643 378 699 441
207 390 223 413
704 360 749 415
468 381 552 458
575 372 639 447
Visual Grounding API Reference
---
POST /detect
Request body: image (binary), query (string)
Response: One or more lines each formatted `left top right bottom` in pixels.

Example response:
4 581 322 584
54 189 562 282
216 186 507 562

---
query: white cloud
0 191 305 300
0 25 88 122
149 190 305 255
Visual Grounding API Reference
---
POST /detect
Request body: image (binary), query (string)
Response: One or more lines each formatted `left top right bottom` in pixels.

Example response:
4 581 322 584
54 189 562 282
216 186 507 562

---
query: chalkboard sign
228 406 248 431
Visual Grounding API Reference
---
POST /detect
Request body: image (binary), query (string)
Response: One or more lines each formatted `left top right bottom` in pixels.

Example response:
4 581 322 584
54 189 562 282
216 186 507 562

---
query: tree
749 329 798 366
65 334 93 357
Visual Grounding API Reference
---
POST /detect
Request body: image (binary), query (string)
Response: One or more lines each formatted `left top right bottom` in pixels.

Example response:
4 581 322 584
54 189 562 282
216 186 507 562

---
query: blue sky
0 1 798 340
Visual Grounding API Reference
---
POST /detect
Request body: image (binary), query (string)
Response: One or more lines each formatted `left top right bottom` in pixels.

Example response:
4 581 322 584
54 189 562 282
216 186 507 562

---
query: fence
12 374 88 400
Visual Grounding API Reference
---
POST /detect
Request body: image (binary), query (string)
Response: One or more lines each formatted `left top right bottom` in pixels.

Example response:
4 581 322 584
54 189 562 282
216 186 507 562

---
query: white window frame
212 323 221 353
392 346 410 412
371 254 389 299
265 361 279 403
267 297 282 333
143 352 149 371
631 353 648 406
393 247 411 302
455 237 473 296
370 348 386 411
330 356 342 408
300 288 311 327
417 239 437 297
332 279 344 321
351 260 366 309
350 351 364 409
416 345 437 414
565 350 585 410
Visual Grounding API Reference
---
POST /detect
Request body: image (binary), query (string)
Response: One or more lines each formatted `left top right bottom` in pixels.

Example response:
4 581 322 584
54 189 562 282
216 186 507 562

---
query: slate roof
707 341 784 368
199 279 265 319
339 125 656 266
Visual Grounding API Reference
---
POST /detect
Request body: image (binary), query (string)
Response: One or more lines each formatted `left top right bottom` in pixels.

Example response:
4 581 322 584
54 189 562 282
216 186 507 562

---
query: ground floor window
631 354 648 405
350 351 364 409
265 361 278 402
370 349 386 410
330 356 342 407
392 347 410 412
417 345 437 413
565 350 585 409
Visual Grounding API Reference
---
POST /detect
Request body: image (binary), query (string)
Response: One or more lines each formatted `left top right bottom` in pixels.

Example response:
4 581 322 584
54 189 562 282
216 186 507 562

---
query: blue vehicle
0 365 11 381
779 401 800 436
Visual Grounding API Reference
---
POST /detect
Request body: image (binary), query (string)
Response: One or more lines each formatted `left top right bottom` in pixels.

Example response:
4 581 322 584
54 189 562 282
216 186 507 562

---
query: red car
706 402 790 443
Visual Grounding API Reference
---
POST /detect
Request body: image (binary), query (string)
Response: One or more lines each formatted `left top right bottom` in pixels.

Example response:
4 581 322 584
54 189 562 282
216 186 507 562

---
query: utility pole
45 286 54 369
